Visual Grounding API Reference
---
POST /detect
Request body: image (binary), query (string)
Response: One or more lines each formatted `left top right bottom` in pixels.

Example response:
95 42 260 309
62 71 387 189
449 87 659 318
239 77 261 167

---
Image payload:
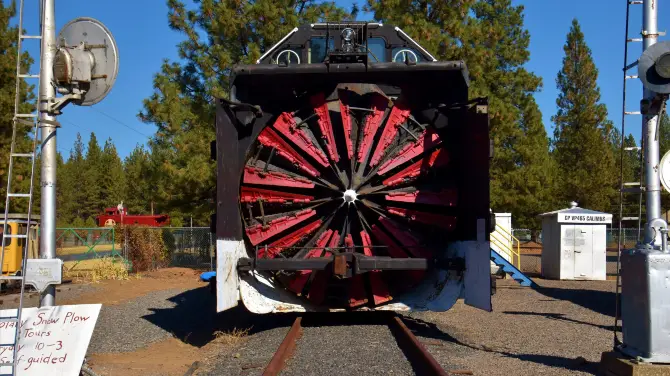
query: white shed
538 202 612 281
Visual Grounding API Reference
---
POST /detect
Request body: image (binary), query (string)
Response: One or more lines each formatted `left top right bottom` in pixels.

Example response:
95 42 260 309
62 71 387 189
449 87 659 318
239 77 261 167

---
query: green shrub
117 225 169 272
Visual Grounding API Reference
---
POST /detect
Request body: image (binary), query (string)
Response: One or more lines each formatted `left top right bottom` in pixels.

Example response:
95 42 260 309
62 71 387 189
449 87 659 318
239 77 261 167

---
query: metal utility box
620 249 670 362
538 202 611 280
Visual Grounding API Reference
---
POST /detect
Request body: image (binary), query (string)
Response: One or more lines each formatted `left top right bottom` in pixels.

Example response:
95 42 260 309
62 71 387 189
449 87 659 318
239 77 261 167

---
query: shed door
573 225 593 279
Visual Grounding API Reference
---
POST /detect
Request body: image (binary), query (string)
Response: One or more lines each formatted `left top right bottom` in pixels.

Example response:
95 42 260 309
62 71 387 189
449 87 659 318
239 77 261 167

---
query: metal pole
642 0 662 245
38 0 57 307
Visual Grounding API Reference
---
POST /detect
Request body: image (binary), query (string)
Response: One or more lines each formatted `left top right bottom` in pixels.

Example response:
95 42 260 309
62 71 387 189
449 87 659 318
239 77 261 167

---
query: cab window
366 37 387 62
0 224 11 248
309 37 334 63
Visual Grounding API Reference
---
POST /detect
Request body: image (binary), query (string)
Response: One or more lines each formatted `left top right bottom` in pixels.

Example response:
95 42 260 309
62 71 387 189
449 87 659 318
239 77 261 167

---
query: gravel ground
0 283 97 309
197 313 414 376
87 288 188 353
409 277 615 376
0 273 618 375
198 326 295 376
196 314 417 376
200 277 616 376
282 323 414 376
0 282 216 355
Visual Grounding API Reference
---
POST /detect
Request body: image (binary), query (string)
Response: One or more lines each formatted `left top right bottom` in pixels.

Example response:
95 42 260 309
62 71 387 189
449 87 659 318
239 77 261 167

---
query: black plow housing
213 22 490 308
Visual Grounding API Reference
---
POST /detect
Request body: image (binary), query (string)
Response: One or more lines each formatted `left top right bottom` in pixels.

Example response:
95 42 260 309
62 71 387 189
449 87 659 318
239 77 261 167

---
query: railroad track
261 313 473 376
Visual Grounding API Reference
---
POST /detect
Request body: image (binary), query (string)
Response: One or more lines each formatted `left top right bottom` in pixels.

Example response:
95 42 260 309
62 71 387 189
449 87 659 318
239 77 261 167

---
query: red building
96 205 170 227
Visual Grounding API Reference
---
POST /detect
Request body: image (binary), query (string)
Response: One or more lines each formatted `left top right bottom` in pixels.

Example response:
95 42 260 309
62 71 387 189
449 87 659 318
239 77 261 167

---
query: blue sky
6 0 667 159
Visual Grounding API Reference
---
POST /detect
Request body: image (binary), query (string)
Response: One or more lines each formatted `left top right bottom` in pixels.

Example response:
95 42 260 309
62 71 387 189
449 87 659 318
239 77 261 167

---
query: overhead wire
89 107 151 138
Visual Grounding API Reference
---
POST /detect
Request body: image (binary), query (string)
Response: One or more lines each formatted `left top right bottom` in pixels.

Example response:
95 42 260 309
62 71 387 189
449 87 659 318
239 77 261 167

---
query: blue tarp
200 271 216 282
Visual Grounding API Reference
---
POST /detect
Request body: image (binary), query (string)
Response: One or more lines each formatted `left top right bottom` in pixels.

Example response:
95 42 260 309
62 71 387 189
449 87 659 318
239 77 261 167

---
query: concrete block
600 351 670 376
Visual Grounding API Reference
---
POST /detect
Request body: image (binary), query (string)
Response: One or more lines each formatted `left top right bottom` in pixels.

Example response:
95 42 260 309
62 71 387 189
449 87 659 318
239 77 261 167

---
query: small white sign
25 259 63 293
0 304 101 376
558 213 612 224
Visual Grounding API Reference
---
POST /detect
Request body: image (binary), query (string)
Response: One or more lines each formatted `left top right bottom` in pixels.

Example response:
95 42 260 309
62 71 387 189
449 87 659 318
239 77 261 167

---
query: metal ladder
617 0 645 237
0 0 43 373
614 0 646 348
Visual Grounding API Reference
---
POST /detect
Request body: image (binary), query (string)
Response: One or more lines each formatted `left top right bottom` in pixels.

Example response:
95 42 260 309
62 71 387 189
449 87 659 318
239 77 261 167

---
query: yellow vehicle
0 214 39 276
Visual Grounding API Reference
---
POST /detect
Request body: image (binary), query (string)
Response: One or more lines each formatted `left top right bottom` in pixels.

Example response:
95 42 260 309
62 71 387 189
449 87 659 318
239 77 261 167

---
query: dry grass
57 244 119 256
91 257 129 282
64 258 108 271
63 269 90 283
212 327 252 346
63 257 131 283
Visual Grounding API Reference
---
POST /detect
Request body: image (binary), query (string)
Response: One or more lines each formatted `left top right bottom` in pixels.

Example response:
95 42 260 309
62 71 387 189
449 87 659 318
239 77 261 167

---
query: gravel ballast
282 324 414 376
0 273 619 375
409 278 615 375
201 277 616 376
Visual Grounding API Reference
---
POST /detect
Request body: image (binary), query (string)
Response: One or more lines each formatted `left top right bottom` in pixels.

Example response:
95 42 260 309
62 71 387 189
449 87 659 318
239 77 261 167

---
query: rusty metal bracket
238 254 437 277
333 253 350 278
219 97 263 118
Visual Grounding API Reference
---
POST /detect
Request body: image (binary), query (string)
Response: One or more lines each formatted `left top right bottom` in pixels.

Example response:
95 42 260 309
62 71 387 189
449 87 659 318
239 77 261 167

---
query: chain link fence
55 228 124 272
606 228 641 249
55 225 645 276
117 227 215 270
158 227 214 269
54 227 215 272
512 229 535 243
512 227 642 277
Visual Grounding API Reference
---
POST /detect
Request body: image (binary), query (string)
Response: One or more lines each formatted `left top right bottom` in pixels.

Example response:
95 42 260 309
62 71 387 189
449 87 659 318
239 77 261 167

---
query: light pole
642 0 663 245
38 0 58 307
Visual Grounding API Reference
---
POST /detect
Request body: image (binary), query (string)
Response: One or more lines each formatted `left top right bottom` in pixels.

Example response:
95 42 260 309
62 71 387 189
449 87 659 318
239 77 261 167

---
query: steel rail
262 317 303 376
388 315 448 376
262 314 462 376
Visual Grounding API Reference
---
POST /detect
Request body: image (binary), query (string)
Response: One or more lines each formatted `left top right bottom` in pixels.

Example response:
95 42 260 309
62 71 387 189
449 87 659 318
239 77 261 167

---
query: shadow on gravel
401 316 599 375
299 311 396 327
502 353 599 375
502 311 615 331
534 286 616 317
140 286 429 350
141 286 299 348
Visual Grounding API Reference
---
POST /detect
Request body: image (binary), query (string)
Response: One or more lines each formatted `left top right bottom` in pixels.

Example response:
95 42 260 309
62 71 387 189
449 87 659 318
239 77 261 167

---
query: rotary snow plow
211 22 493 314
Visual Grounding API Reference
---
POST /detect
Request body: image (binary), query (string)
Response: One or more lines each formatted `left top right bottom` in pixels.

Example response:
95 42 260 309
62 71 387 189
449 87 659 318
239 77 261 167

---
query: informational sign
0 304 101 376
557 213 612 224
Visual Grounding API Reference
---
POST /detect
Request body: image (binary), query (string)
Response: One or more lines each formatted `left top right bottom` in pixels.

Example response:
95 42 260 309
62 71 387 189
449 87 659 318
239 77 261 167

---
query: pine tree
659 113 670 159
123 145 154 215
0 1 36 214
621 135 643 221
552 19 617 212
139 0 353 225
610 127 642 220
365 0 557 228
55 152 67 226
82 133 103 220
84 216 96 228
100 138 125 208
61 133 86 223
658 113 670 217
